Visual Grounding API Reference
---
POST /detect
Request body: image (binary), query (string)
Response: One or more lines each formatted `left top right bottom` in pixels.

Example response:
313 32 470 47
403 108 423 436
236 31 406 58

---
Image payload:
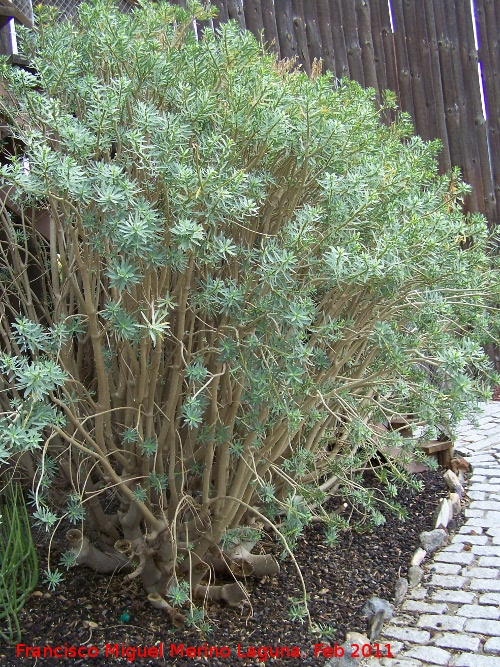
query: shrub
0 0 496 622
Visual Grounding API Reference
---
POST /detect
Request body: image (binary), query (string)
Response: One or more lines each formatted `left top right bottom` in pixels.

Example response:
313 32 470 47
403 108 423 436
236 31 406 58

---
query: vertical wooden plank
413 1 439 141
340 0 365 85
433 0 462 165
328 0 349 79
274 0 298 61
444 0 479 212
226 0 246 29
444 0 478 211
476 0 500 225
260 0 280 54
370 0 396 124
209 0 229 29
291 0 312 74
244 0 265 36
456 0 492 218
390 0 415 119
401 1 429 139
355 0 379 95
433 0 465 175
301 0 323 69
378 0 399 101
424 0 451 171
369 0 388 94
314 0 337 76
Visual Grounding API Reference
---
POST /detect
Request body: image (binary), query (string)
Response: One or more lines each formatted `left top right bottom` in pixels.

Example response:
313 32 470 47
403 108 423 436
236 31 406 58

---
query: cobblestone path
361 402 500 667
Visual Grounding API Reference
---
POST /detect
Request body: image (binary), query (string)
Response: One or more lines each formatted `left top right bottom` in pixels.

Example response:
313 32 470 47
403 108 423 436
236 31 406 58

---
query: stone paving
360 402 500 667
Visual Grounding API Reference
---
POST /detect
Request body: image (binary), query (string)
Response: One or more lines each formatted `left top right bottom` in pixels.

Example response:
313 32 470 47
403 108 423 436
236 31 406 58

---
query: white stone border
400 468 466 601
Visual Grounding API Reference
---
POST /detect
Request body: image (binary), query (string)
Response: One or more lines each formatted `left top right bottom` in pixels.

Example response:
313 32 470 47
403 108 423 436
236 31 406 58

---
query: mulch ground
0 467 455 667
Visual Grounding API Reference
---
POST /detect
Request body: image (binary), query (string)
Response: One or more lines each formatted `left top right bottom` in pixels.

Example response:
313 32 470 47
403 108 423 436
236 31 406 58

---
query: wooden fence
166 0 500 228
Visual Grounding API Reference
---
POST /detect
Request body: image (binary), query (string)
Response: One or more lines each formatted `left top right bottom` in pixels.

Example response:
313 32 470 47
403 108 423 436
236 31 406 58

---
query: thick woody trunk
66 529 132 574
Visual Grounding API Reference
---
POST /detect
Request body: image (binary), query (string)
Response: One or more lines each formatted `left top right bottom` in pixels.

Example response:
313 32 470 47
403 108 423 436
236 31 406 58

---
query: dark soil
2 469 453 667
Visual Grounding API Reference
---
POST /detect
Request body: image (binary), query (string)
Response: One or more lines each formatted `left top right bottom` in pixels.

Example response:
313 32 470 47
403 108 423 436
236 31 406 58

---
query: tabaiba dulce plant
0 0 498 627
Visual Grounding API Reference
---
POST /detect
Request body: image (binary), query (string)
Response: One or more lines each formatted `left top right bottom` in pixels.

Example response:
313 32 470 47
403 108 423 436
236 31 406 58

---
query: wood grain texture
475 0 500 224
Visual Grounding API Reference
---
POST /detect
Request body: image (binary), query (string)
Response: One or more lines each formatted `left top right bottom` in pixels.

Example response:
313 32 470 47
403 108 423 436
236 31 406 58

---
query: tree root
234 552 279 577
147 593 185 627
195 582 247 607
205 556 253 578
225 546 280 577
66 529 132 574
